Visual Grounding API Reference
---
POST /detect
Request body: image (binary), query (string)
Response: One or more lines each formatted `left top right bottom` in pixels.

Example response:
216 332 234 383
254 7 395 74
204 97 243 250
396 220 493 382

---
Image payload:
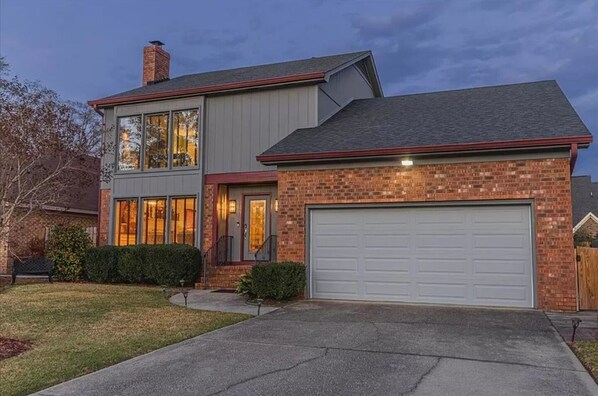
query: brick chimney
142 41 170 86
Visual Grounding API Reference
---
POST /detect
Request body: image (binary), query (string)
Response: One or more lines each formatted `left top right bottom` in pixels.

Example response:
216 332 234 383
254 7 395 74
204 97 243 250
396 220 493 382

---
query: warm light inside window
401 159 414 166
229 200 237 214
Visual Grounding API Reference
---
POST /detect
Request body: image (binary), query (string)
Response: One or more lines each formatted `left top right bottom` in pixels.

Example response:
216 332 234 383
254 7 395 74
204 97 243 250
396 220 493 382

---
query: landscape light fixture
571 318 582 342
401 159 414 166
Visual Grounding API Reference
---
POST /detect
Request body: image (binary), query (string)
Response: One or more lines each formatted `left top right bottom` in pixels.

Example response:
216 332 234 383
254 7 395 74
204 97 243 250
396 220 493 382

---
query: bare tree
0 59 108 244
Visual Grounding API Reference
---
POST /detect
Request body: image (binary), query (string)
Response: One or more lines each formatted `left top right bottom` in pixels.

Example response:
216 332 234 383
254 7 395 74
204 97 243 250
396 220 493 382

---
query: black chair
11 257 53 284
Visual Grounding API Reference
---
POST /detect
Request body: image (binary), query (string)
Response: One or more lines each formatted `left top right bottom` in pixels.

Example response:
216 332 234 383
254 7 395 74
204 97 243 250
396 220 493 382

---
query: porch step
196 265 252 289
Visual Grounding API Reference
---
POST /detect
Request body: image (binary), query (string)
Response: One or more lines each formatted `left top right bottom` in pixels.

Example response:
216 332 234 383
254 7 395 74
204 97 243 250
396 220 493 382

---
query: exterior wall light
228 200 237 214
401 159 414 166
274 199 279 212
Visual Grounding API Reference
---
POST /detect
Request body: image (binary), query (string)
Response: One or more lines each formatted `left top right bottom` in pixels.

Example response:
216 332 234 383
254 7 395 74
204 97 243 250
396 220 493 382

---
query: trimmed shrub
251 262 305 300
46 224 93 281
144 244 201 286
235 272 254 296
85 246 122 283
117 245 149 283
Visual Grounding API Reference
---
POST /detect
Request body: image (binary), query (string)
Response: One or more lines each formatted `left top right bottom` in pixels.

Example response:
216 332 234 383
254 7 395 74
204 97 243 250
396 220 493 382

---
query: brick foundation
276 157 576 311
98 189 111 246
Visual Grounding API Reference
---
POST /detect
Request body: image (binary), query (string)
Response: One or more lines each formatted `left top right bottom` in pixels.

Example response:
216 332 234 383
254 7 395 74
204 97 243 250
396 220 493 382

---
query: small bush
117 245 148 283
235 272 255 296
85 246 122 283
46 224 93 281
251 262 305 300
144 244 201 286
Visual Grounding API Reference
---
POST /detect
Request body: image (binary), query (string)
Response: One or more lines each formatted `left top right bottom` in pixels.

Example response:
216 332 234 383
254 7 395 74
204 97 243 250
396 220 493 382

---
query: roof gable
90 51 377 107
572 175 598 225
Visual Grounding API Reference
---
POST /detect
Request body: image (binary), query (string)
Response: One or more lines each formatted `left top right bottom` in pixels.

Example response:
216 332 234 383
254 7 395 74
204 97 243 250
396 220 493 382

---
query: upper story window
173 110 198 167
144 113 169 169
118 116 142 171
116 109 200 172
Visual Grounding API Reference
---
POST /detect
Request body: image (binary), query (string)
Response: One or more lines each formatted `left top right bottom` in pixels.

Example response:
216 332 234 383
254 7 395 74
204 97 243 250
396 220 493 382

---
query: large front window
142 198 167 244
144 114 169 169
115 199 138 246
172 110 198 167
118 116 142 171
170 197 197 245
116 109 200 173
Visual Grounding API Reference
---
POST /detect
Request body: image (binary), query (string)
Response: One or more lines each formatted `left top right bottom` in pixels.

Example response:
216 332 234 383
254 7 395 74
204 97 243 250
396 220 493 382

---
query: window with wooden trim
144 113 169 169
170 197 197 245
115 199 138 246
172 110 199 167
117 116 142 171
142 198 167 244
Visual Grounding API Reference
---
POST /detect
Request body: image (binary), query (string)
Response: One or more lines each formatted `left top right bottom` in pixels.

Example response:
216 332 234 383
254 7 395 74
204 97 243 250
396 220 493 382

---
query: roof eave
88 72 327 108
257 135 593 165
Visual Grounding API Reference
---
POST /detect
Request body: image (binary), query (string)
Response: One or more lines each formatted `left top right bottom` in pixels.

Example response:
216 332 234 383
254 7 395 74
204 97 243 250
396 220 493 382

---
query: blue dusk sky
1 0 596 175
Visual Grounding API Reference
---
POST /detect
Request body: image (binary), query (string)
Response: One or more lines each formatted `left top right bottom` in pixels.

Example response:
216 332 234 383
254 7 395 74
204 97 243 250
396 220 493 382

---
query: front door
243 195 270 261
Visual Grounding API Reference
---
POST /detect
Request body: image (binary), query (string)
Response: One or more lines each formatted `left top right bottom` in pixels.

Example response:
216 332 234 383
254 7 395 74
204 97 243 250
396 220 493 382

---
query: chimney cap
149 40 165 46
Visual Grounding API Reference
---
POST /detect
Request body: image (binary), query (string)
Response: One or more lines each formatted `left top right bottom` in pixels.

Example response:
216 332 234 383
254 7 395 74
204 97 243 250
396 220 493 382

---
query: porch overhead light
228 200 237 214
401 158 414 166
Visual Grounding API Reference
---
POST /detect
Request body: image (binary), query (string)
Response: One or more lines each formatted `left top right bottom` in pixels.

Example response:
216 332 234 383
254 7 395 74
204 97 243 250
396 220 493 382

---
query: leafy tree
0 58 111 253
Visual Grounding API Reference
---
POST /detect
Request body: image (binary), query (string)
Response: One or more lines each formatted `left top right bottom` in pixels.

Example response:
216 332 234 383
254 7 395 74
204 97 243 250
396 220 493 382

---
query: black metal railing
255 235 277 264
202 235 233 287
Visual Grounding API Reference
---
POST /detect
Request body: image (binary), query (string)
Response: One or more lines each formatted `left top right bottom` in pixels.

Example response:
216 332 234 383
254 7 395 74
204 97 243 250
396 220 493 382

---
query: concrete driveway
38 301 597 396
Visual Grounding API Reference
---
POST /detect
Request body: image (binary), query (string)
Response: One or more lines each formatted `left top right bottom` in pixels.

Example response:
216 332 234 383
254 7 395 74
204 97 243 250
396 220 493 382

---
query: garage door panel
416 258 467 274
363 258 411 272
473 285 528 302
314 257 359 271
310 205 534 308
473 258 528 275
364 281 411 298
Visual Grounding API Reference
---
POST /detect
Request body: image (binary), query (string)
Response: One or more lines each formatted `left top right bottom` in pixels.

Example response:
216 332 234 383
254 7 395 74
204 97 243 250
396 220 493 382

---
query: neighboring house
572 175 598 237
0 156 100 274
89 41 592 312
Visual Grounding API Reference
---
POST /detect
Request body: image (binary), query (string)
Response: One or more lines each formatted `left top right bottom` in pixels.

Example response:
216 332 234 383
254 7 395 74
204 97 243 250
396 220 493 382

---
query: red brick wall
0 210 97 273
277 157 576 311
142 44 170 86
98 189 111 246
203 184 215 250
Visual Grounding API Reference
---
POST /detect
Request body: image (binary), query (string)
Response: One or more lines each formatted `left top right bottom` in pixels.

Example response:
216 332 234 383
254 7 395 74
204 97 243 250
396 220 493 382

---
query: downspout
570 143 578 174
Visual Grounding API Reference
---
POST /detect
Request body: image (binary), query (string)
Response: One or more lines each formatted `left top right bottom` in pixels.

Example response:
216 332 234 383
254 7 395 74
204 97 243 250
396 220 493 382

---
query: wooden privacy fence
577 247 598 310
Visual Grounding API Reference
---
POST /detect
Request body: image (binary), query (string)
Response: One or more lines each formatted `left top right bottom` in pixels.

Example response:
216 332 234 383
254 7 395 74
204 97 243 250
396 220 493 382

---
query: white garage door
309 205 534 308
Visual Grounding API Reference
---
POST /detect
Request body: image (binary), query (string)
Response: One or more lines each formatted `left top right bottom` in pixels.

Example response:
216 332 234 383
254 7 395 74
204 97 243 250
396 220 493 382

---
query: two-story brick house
90 41 592 311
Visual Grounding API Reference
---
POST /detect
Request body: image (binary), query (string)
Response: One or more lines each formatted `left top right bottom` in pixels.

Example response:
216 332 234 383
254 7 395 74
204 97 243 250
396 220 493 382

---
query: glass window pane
118 116 142 171
249 200 266 253
115 199 137 246
144 114 169 169
170 197 196 245
142 198 167 244
173 110 199 167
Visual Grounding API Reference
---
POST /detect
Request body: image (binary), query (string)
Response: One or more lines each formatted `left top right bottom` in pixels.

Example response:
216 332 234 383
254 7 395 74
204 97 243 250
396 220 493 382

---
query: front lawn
572 341 598 381
0 283 249 396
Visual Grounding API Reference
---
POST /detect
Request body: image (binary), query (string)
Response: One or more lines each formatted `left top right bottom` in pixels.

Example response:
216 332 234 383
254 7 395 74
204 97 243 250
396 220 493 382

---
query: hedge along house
90 42 592 311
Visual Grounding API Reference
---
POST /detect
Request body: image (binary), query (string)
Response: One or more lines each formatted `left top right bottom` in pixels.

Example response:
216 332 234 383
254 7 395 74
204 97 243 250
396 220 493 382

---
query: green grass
0 283 249 396
573 341 598 381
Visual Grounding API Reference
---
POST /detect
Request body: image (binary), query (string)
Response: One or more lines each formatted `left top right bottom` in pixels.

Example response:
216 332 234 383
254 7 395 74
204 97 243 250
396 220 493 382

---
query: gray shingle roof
572 176 598 225
259 80 591 160
102 51 369 100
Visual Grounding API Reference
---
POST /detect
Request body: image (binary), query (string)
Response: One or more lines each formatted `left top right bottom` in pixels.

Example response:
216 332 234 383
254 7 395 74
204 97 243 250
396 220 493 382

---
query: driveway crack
402 357 441 395
209 348 330 395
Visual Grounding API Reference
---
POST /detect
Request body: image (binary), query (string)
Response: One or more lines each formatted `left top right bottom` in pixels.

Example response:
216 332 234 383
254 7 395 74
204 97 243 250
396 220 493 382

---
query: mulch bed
0 337 32 360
